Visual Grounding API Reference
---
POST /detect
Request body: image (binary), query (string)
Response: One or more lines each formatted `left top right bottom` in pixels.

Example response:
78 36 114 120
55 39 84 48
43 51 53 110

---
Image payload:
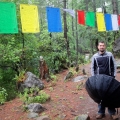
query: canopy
85 74 120 108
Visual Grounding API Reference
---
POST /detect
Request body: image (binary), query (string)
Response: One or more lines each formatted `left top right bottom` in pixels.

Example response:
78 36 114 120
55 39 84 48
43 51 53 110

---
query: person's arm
91 56 95 76
110 55 116 77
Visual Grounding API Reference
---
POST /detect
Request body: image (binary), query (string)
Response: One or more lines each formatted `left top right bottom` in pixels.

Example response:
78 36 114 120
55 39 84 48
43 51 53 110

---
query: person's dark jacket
91 51 116 77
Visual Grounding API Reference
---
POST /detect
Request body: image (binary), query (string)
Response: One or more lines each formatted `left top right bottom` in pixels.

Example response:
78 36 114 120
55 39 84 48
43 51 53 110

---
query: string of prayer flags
111 14 119 31
104 14 113 31
20 4 40 33
0 2 18 34
96 12 106 32
46 7 62 32
77 10 85 25
85 12 95 27
0 2 120 34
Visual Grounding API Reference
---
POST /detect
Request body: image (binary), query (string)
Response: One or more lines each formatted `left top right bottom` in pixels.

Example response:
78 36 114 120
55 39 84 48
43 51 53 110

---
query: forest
0 0 120 107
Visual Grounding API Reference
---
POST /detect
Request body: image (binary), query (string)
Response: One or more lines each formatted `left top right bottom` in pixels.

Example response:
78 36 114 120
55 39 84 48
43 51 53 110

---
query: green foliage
69 67 77 75
0 87 8 104
48 74 57 87
76 82 84 90
14 69 26 82
0 68 18 101
40 33 68 72
50 74 57 81
19 88 50 104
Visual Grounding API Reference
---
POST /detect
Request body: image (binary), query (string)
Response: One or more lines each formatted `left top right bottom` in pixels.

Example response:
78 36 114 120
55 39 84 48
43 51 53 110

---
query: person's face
98 43 106 52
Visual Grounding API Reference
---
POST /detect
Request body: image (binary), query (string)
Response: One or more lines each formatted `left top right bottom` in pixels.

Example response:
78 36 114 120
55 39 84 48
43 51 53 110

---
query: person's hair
98 41 106 46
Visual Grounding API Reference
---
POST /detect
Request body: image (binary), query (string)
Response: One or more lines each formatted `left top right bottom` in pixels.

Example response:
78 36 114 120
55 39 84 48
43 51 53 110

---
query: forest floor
1 61 120 120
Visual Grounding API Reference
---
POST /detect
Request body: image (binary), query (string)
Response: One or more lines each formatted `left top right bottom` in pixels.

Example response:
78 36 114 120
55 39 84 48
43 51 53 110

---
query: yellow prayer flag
20 4 40 33
96 13 106 32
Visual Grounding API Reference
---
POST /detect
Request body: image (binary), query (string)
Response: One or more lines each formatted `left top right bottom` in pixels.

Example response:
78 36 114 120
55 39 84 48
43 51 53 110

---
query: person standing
91 41 118 119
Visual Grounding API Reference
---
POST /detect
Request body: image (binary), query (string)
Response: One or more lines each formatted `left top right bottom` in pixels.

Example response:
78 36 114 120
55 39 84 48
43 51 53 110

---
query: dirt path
0 63 120 120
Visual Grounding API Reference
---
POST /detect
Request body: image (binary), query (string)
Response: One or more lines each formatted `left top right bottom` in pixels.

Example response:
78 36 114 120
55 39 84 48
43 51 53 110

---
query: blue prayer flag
46 7 62 32
104 14 113 31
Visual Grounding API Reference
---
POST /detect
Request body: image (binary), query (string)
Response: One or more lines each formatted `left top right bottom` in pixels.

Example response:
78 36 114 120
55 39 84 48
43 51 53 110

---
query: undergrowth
19 87 50 104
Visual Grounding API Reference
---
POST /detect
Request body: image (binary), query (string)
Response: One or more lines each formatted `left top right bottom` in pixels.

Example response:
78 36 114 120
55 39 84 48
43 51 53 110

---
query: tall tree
63 0 70 60
111 0 119 14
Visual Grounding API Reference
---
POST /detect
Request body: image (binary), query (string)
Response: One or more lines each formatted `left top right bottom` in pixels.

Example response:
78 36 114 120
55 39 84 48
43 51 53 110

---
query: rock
35 115 50 120
27 103 44 113
113 37 120 52
64 71 73 81
19 72 44 91
75 65 79 72
27 112 39 119
85 54 90 61
82 68 86 75
75 114 90 120
70 61 77 67
58 113 66 120
72 75 87 82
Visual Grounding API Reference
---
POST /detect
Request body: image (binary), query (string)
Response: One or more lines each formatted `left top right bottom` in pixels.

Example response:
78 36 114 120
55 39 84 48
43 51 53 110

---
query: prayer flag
104 14 112 31
86 12 95 27
118 15 120 26
0 2 18 34
63 9 75 18
96 13 106 31
77 10 85 25
111 14 119 31
46 7 62 32
20 4 40 33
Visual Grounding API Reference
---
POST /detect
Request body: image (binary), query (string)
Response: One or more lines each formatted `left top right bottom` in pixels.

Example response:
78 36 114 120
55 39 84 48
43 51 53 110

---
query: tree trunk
93 0 98 52
93 0 96 12
85 0 88 11
112 0 118 14
72 0 74 38
112 0 119 42
75 11 79 64
21 33 26 70
63 0 70 59
72 0 75 52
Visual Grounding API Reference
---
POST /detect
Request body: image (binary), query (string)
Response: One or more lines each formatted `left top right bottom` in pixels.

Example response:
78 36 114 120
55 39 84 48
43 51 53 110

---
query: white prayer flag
111 14 119 31
62 9 75 18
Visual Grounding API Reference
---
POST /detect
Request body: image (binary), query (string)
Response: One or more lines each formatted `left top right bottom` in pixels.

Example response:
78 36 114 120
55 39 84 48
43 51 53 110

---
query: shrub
0 87 8 104
19 88 50 104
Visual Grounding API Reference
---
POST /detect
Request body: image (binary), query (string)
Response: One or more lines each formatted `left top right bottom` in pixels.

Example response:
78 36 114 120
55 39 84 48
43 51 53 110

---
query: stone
58 114 66 120
35 115 50 120
70 61 77 67
75 114 90 120
27 103 44 113
113 37 120 52
85 54 90 61
27 112 39 119
64 71 73 81
72 75 87 82
19 72 44 91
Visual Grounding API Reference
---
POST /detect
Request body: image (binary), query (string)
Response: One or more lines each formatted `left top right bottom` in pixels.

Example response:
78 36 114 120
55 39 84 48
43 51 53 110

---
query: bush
0 87 8 104
0 68 18 101
19 88 50 104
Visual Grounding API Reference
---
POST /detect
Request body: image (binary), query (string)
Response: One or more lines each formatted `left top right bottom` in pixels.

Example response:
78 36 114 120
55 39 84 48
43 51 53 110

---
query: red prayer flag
118 15 120 26
77 10 85 25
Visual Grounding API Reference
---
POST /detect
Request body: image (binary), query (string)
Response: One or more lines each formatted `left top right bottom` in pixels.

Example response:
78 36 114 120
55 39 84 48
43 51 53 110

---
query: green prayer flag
86 12 95 27
0 2 18 34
